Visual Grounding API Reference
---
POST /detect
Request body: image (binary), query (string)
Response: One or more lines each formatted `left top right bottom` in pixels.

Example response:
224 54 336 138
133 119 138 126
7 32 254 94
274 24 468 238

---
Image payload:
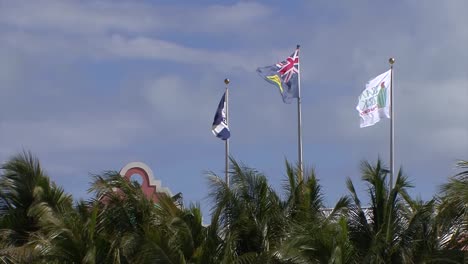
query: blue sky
0 0 467 218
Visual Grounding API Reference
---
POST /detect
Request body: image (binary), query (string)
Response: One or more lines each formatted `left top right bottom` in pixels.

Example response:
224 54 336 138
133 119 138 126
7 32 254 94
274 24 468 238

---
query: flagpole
389 58 395 189
224 78 230 186
296 45 304 182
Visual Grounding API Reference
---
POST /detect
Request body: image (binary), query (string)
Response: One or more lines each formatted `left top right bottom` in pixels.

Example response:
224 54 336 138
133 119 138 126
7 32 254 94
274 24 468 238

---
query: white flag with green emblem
356 69 391 128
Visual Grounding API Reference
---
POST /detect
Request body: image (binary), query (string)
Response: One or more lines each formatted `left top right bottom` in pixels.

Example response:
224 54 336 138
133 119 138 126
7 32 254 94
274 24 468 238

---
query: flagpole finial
224 78 230 85
296 44 300 49
389 57 395 65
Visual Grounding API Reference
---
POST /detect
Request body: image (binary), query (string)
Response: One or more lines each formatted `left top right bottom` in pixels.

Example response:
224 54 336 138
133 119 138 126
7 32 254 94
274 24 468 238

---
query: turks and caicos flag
212 92 230 140
257 47 300 104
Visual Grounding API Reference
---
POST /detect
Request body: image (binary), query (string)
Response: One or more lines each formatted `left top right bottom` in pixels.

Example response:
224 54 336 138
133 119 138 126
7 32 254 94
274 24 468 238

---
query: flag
212 92 230 140
356 69 391 128
257 48 300 103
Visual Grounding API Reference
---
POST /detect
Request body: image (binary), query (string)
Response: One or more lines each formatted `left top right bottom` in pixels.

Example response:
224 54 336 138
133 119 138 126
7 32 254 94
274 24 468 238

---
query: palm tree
0 152 73 263
3 151 465 263
0 162 206 264
437 160 468 251
206 158 288 263
29 200 111 264
88 171 206 263
280 161 354 264
346 159 463 263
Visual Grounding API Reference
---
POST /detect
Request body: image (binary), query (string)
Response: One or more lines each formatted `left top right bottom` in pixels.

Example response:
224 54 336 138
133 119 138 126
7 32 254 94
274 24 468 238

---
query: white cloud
181 2 272 33
107 35 252 71
0 0 273 70
0 0 272 36
144 76 196 121
0 31 261 72
1 113 148 151
0 0 162 34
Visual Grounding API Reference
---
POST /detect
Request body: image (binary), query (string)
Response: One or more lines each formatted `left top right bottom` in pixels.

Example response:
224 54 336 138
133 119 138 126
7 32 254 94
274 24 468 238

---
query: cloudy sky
0 0 467 216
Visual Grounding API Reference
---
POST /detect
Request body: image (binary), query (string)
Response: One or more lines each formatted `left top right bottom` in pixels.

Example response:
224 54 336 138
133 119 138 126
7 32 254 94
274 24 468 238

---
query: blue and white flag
212 92 230 140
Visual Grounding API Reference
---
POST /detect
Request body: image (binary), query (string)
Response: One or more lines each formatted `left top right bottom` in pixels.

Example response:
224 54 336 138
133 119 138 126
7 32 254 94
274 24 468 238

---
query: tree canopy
0 152 466 263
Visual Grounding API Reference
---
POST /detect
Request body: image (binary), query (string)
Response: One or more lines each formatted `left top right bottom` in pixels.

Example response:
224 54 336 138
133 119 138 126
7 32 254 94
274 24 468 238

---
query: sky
0 0 467 219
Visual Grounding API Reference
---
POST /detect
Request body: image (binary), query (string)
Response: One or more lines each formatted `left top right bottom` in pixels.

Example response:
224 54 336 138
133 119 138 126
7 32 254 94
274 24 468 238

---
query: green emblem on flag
377 82 387 108
356 69 392 128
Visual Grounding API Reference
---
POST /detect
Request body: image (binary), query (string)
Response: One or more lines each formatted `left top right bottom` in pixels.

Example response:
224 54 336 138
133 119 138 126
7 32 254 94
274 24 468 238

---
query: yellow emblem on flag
266 75 283 93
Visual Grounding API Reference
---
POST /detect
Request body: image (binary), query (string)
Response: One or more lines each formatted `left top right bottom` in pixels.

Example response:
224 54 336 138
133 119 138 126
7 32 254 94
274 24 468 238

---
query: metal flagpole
224 78 230 186
296 45 304 182
389 58 395 189
386 58 396 243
